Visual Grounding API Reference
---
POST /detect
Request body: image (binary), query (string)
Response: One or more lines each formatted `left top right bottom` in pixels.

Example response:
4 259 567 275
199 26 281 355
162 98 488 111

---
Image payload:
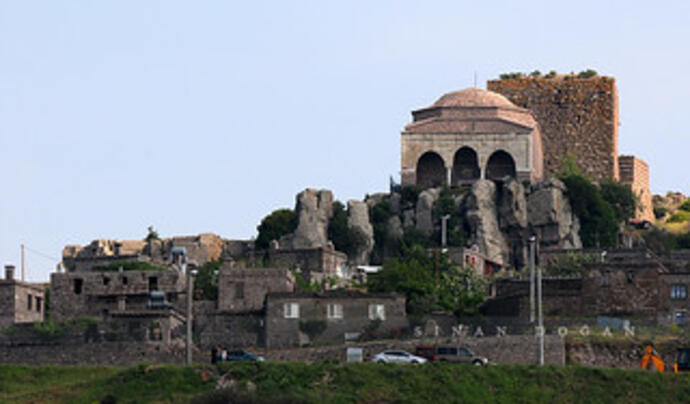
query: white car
372 350 428 364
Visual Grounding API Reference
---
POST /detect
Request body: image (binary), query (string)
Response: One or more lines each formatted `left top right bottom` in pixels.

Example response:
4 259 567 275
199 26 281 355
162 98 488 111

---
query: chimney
5 265 15 281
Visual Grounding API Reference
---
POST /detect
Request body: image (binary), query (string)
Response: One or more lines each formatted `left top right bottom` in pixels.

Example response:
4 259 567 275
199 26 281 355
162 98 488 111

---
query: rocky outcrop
282 189 334 249
347 200 375 265
527 179 582 249
498 179 528 268
466 180 508 265
415 189 440 236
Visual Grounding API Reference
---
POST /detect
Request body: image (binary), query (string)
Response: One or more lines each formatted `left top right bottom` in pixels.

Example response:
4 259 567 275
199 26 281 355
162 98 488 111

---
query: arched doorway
486 150 516 181
416 151 446 188
451 147 480 185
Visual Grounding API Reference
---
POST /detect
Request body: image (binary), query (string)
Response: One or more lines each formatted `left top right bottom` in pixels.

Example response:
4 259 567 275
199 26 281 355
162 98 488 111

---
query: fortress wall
619 155 654 221
488 76 619 183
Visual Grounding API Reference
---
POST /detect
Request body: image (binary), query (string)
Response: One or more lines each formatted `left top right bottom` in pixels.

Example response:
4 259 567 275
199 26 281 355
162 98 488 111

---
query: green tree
560 174 617 248
438 265 488 316
433 185 466 247
327 201 368 259
145 226 160 241
194 259 222 300
600 180 637 223
255 209 297 250
679 200 690 212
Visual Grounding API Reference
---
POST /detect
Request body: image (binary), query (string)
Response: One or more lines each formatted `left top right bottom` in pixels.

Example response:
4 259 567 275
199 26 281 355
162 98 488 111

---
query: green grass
3 362 690 403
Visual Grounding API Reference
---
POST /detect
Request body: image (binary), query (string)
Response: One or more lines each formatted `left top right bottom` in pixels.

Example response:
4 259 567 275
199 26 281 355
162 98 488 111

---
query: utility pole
537 260 544 366
435 248 440 290
529 236 536 323
185 260 193 366
441 214 450 248
21 244 25 282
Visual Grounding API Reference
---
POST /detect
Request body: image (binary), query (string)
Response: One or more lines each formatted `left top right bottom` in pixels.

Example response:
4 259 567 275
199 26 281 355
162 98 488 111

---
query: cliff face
488 76 619 183
276 179 581 267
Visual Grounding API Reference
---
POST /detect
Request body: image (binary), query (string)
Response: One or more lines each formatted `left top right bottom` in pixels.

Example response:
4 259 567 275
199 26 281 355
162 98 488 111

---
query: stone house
658 273 690 326
217 266 295 313
265 290 407 348
265 245 348 285
0 266 45 329
50 268 187 322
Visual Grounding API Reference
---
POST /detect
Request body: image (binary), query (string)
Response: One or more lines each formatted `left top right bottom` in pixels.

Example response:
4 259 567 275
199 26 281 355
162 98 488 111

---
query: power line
23 245 59 262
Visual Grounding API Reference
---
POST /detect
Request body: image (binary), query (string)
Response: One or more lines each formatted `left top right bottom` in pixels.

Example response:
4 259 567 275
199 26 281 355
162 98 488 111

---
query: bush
194 259 222 300
577 69 598 78
653 206 668 219
545 252 597 277
679 200 690 212
255 209 297 250
667 211 690 223
600 180 636 223
561 174 618 248
433 186 466 247
94 261 167 272
400 185 421 207
327 201 368 259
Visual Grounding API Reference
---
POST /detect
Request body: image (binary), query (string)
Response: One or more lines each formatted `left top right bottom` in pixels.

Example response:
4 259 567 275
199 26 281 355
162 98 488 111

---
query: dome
433 88 517 109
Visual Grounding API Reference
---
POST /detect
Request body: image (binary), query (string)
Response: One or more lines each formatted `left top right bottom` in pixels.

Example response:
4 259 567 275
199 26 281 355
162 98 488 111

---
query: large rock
285 189 334 249
415 188 440 235
527 179 582 249
497 179 529 268
466 180 509 265
347 200 375 264
386 216 404 241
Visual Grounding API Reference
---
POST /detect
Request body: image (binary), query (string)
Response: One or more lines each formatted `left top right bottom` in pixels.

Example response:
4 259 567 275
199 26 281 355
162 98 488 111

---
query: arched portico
451 147 481 185
416 151 446 188
486 150 516 181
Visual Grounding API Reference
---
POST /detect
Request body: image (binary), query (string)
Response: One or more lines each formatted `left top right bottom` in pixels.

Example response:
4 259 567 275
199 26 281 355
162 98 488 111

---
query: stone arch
486 150 516 181
416 151 446 188
451 147 480 185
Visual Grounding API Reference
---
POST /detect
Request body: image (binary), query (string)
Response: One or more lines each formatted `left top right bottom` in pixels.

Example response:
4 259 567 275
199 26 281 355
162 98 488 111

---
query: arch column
446 167 452 186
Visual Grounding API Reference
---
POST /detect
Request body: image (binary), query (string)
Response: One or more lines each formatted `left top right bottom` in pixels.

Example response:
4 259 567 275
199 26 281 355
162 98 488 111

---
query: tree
194 259 222 300
255 209 297 250
327 201 368 260
600 180 637 223
561 174 617 248
145 226 160 241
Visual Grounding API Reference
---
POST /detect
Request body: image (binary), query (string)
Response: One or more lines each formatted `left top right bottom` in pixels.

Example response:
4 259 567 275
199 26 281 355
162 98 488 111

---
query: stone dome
433 88 517 109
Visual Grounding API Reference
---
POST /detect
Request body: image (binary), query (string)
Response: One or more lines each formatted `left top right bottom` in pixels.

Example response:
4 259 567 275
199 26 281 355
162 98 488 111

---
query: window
600 271 610 287
27 294 32 310
122 276 128 285
327 303 343 319
74 278 83 294
671 284 688 300
148 276 158 292
626 271 634 284
235 282 245 299
368 304 385 321
36 297 42 312
284 303 300 319
103 276 110 286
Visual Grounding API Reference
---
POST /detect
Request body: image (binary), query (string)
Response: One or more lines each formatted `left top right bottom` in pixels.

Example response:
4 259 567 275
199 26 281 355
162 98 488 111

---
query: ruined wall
217 266 294 313
618 155 654 221
488 76 619 183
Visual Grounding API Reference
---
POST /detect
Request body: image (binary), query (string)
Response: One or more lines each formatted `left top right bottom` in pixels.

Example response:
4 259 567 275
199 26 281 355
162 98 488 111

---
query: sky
1 1 689 282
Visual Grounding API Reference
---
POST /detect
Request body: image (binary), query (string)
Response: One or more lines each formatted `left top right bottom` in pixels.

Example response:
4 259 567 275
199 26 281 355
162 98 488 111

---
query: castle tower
400 88 544 188
618 155 654 221
488 75 619 183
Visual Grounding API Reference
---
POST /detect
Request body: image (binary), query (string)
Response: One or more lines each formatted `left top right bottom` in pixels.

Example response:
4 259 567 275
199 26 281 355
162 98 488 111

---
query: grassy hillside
2 362 690 403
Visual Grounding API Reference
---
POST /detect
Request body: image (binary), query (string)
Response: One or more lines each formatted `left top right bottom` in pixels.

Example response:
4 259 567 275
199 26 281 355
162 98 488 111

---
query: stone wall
217 266 294 313
488 76 619 183
266 246 347 283
618 155 654 221
0 280 45 329
265 291 407 348
50 269 186 322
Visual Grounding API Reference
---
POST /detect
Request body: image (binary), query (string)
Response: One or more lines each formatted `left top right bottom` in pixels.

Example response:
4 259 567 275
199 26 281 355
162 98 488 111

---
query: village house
0 265 45 329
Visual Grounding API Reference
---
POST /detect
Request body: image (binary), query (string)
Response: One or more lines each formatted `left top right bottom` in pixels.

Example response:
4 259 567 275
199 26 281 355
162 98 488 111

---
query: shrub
194 259 222 300
545 70 557 78
529 70 541 77
577 69 598 78
94 261 167 272
400 185 421 207
327 201 368 259
433 186 466 247
600 180 636 223
667 211 690 223
653 206 668 219
255 209 297 250
546 252 597 277
499 72 524 80
679 200 690 212
561 174 618 248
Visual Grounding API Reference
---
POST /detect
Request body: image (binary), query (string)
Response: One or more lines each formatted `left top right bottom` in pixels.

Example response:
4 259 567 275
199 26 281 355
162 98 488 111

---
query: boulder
527 179 582 249
402 209 415 229
465 180 509 265
347 200 375 265
498 179 527 230
386 216 404 241
415 188 440 236
285 189 334 249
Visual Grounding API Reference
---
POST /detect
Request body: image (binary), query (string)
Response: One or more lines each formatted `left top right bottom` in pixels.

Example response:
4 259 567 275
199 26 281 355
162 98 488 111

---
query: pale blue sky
1 1 689 282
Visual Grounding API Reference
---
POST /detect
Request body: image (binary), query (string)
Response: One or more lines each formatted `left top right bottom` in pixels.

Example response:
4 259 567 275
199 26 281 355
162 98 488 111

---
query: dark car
415 345 488 365
225 350 265 362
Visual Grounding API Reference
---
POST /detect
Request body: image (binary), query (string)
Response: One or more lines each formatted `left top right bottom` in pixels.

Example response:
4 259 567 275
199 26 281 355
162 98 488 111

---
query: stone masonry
488 75 619 183
0 265 45 329
618 155 654 221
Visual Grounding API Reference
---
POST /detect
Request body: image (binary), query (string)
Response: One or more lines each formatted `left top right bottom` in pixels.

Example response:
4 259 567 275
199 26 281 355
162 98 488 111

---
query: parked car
372 350 427 364
414 345 488 365
225 349 265 362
